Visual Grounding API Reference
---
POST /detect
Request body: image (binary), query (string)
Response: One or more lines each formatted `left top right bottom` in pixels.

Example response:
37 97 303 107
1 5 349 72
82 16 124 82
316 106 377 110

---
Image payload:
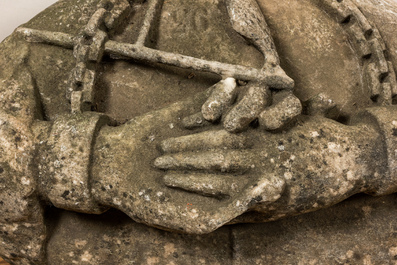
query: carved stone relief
1 0 397 264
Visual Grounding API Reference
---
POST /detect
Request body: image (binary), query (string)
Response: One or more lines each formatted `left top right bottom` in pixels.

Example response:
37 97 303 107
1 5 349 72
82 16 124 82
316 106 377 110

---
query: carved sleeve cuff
37 112 110 214
354 106 397 196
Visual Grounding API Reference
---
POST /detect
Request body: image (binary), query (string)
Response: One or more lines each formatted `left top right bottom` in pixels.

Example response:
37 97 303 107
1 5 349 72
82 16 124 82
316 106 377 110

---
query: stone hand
89 94 283 234
182 77 302 133
155 113 390 223
154 130 285 204
179 0 300 133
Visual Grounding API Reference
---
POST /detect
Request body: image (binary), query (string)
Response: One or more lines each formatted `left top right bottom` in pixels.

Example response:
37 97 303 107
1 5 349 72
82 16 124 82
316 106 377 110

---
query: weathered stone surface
232 194 397 265
43 194 397 264
37 112 110 213
46 209 232 265
2 0 397 264
258 0 372 120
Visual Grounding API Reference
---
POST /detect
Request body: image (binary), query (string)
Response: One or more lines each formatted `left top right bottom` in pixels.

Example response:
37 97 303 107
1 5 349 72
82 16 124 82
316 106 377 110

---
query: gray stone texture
2 0 397 264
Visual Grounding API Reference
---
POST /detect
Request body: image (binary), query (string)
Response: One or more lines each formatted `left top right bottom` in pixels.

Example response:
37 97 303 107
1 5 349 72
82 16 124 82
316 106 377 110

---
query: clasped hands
151 77 303 226
155 76 301 208
151 78 383 232
92 79 380 234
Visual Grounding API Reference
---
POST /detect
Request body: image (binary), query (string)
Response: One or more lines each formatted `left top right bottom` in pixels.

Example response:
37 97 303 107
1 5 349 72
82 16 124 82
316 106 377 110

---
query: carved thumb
244 174 286 208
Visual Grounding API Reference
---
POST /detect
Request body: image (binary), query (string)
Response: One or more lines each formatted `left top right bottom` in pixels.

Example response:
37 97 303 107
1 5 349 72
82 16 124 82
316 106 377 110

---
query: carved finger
154 150 253 172
181 112 212 129
223 82 271 132
160 130 250 153
163 173 247 199
259 91 302 131
202 77 237 121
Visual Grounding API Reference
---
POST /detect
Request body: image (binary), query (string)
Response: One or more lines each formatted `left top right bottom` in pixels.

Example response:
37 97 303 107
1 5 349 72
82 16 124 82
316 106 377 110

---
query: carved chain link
68 0 130 113
322 0 397 105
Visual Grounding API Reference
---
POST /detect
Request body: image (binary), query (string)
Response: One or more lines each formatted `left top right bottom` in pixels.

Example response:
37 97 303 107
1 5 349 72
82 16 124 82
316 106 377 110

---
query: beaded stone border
322 0 397 105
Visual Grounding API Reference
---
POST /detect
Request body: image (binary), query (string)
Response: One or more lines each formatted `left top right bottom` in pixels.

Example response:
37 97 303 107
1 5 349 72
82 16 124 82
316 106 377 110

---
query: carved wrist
36 112 110 214
352 106 397 195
